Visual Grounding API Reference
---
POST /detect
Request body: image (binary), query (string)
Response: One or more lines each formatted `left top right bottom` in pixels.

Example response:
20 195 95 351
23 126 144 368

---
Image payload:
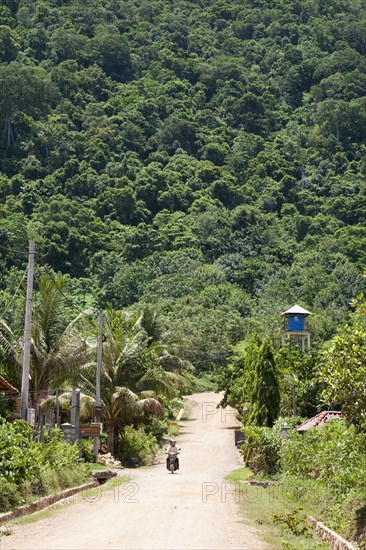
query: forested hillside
1 0 366 369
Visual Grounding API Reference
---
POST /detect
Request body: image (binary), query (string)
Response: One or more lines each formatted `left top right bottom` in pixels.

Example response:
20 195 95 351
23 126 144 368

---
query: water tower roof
282 304 312 316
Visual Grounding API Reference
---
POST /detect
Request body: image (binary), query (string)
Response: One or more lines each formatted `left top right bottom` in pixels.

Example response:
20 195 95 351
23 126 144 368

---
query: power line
0 243 34 256
0 267 27 319
33 268 96 321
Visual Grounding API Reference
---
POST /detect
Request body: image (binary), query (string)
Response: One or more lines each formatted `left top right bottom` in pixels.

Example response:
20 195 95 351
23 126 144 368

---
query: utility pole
21 241 36 421
94 310 104 461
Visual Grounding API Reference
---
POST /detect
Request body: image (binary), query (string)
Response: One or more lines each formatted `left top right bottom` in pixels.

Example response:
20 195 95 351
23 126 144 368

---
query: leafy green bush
118 426 157 467
42 429 80 467
0 419 41 485
187 373 216 393
241 417 303 474
0 420 89 512
0 478 22 512
282 420 366 497
282 420 366 546
0 394 13 420
41 429 88 489
241 418 366 547
81 438 96 463
273 509 311 537
241 425 280 474
144 417 167 441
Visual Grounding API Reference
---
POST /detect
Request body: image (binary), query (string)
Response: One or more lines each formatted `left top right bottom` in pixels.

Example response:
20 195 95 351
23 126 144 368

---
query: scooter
166 450 180 473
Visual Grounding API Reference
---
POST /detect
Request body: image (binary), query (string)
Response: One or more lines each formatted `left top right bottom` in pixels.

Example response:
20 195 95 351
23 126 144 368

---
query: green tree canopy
321 295 366 431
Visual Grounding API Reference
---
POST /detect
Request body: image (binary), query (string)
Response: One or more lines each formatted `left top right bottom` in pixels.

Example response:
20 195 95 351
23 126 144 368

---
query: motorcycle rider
166 439 180 470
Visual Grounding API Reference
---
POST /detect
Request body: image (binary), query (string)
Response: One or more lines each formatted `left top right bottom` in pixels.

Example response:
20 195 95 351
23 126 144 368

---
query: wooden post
75 389 80 438
71 387 76 426
75 389 81 453
56 387 60 428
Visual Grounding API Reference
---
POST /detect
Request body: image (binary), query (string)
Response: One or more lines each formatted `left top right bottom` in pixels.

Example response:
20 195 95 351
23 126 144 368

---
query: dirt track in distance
1 392 268 550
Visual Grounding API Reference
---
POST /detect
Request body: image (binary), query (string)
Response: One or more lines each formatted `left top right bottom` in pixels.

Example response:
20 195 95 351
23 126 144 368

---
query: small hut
296 411 343 433
0 375 20 419
281 304 312 352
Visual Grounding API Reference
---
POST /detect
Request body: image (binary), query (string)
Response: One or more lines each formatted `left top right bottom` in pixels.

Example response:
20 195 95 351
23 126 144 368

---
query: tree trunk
4 114 14 151
107 417 116 455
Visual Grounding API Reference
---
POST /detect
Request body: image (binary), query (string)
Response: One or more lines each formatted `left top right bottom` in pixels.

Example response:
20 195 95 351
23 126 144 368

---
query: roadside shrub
81 438 96 463
0 478 21 512
0 419 41 485
42 429 80 468
282 420 366 497
0 421 89 512
282 420 366 547
118 426 157 467
41 429 88 489
241 425 279 474
0 393 13 419
144 417 167 441
241 416 303 474
242 418 366 547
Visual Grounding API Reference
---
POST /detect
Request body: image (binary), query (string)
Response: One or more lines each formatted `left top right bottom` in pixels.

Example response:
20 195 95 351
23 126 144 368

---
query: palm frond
39 391 72 413
0 319 20 359
140 306 164 344
40 390 95 421
64 308 96 334
139 390 158 398
79 394 95 419
113 386 139 405
133 397 164 418
137 368 185 399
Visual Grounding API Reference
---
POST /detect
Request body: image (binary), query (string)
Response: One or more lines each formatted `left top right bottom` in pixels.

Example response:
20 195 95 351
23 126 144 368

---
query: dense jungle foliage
0 420 89 512
1 3 366 541
1 0 366 372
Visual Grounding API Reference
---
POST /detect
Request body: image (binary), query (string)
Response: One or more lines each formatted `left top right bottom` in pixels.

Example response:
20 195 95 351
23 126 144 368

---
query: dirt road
1 392 267 550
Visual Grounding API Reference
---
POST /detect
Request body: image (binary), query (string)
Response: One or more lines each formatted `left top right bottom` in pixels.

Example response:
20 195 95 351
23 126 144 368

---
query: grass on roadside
86 462 119 471
74 475 129 500
226 469 329 550
4 476 129 530
179 399 193 422
225 466 252 483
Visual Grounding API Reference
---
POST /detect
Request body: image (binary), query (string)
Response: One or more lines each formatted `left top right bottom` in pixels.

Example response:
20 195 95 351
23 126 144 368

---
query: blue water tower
281 304 312 352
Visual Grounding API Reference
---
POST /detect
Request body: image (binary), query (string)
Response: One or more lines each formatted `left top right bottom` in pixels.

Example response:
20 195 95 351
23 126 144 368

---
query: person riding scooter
166 439 180 470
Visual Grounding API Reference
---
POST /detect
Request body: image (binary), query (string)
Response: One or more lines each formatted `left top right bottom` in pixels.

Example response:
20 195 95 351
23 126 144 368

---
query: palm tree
0 274 92 418
41 307 189 454
76 308 188 454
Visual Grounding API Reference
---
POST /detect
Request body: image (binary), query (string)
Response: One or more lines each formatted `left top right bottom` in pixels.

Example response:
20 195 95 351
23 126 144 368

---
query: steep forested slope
1 0 366 368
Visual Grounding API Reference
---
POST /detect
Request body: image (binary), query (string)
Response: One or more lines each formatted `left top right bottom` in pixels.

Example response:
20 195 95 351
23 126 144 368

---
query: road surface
1 392 267 550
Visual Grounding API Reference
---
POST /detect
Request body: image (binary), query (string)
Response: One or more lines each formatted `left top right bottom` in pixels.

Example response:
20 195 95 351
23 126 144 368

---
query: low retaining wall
0 481 98 524
308 516 358 550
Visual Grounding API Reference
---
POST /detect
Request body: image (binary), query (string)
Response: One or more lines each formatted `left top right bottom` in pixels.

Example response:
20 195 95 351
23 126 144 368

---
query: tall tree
0 273 90 414
321 295 366 431
0 61 57 153
76 309 186 453
246 338 281 427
